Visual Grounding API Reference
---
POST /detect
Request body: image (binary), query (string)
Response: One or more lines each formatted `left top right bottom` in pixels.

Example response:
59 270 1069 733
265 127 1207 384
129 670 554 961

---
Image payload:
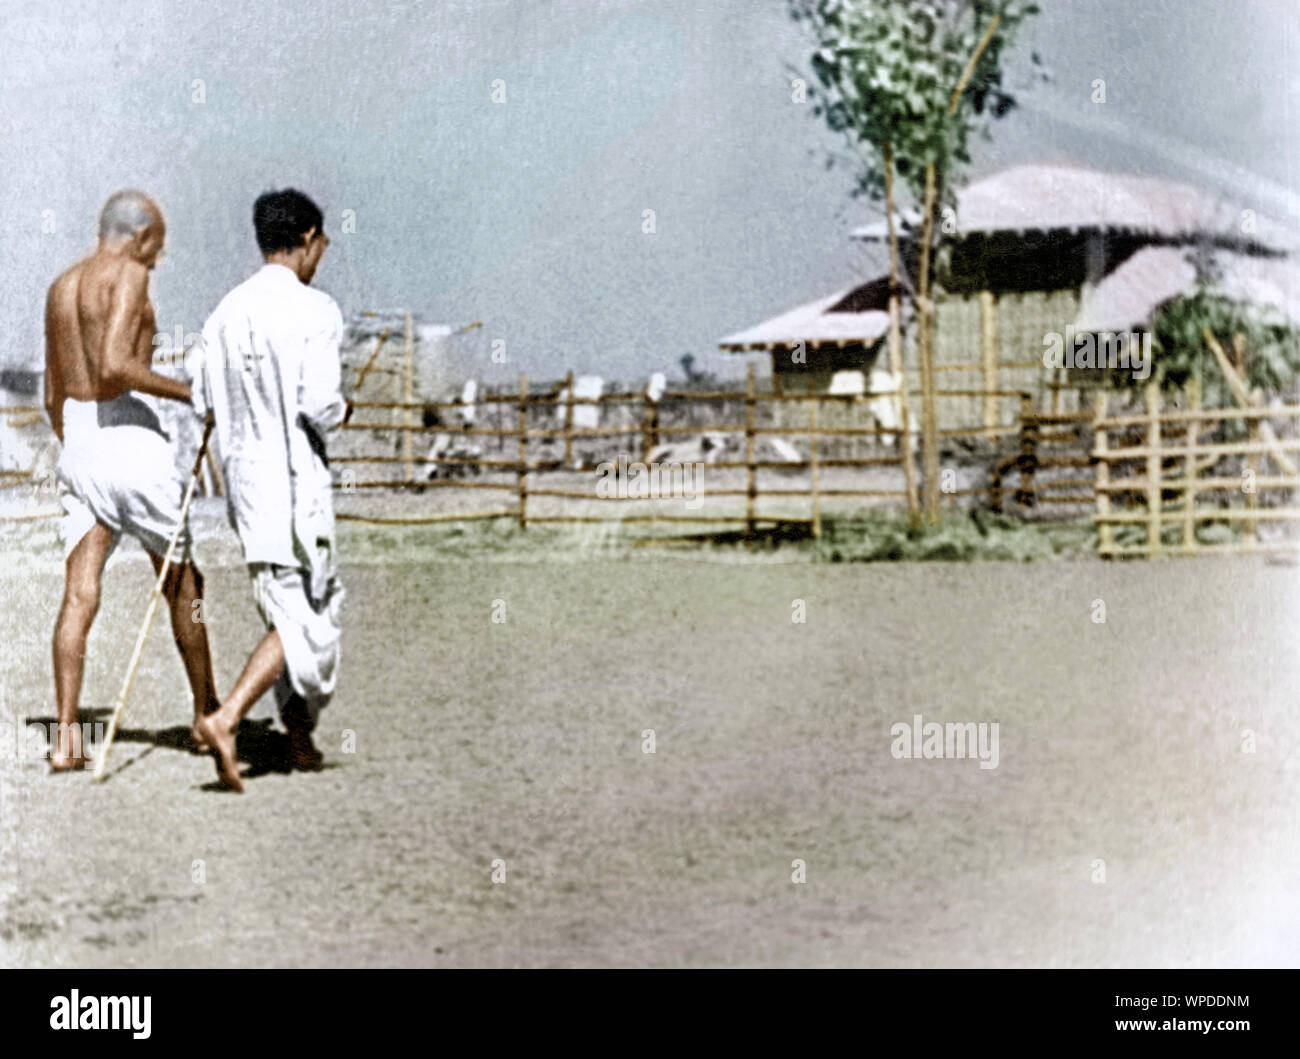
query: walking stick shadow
30 709 335 787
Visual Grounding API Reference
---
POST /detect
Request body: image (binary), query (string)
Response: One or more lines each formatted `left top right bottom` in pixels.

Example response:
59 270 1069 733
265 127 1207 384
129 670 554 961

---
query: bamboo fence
1091 382 1300 557
334 364 1031 535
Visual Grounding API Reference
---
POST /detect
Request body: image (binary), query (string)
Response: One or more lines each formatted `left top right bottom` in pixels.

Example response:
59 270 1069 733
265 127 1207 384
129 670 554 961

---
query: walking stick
92 416 215 782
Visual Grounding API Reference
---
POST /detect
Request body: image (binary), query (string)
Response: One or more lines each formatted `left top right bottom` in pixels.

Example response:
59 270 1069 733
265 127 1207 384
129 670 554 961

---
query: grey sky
2 0 1297 381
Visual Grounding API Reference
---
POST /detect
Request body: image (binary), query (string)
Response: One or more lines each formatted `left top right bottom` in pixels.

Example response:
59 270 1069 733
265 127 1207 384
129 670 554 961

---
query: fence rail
1091 384 1300 558
333 365 937 534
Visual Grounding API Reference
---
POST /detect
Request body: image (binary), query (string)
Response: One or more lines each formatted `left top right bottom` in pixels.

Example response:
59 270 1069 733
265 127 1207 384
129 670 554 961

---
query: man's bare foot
191 700 219 752
50 752 90 773
195 715 243 792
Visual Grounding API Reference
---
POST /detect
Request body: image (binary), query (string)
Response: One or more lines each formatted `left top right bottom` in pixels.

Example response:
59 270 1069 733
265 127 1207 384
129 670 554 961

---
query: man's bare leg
149 554 220 749
194 628 285 792
280 691 324 772
51 523 115 770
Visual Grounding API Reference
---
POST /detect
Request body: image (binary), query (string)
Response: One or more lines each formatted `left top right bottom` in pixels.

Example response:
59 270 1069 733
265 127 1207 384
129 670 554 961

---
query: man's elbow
98 360 132 391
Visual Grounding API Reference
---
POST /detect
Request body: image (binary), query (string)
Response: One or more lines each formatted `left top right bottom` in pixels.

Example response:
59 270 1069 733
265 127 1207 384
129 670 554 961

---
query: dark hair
253 189 324 254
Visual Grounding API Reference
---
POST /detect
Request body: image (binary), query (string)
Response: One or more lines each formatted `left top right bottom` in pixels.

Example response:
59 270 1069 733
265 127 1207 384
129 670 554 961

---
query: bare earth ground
1 501 1299 967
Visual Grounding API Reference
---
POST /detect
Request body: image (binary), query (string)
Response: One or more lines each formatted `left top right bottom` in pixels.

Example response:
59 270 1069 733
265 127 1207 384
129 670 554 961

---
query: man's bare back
44 200 189 440
46 258 156 395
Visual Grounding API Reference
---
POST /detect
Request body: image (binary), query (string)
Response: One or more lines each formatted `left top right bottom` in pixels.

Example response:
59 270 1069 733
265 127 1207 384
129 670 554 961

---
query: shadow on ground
23 710 334 787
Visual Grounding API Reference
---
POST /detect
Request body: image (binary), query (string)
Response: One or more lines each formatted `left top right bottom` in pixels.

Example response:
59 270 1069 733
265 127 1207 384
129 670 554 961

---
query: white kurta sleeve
298 299 346 435
188 322 215 422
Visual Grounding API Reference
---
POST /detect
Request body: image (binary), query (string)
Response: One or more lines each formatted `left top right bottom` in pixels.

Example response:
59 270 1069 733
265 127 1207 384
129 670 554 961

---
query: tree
789 0 1042 523
1122 291 1300 440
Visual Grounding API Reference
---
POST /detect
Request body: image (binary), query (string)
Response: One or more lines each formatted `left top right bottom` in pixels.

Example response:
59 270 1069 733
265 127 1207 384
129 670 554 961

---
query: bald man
43 189 219 771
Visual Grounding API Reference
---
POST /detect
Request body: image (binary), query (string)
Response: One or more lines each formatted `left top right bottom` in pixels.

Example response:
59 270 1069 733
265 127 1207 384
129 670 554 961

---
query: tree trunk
883 141 920 529
917 162 940 525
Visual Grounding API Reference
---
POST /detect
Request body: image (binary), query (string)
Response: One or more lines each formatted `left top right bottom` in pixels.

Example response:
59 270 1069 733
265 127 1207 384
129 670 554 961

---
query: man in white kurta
192 188 345 791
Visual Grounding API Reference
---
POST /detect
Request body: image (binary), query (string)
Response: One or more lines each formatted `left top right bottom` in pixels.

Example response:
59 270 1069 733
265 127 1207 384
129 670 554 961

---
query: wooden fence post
641 395 657 462
517 374 529 529
1093 390 1112 556
888 296 921 530
919 305 940 525
1145 382 1162 556
980 290 998 431
1246 405 1260 549
1184 379 1200 551
403 310 414 485
1017 393 1037 507
1238 336 1259 550
563 370 575 470
809 397 821 539
916 161 941 527
745 363 756 537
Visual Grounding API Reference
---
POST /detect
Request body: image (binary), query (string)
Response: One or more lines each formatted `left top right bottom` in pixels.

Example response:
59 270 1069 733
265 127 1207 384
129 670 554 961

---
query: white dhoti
56 395 190 559
249 561 344 728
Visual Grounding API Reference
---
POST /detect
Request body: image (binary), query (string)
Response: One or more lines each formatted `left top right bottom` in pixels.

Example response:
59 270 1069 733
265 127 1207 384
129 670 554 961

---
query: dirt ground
1 507 1298 967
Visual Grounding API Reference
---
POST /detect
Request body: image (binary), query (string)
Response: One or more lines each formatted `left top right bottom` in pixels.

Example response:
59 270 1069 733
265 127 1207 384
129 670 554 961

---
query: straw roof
854 164 1295 252
1075 247 1300 332
718 276 892 352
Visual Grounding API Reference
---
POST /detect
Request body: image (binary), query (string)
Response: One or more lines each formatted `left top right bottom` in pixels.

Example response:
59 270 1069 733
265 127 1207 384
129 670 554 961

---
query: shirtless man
44 189 219 771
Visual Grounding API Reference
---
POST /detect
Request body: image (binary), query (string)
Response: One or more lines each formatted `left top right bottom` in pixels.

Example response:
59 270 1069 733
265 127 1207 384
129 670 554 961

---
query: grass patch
332 510 1100 563
814 510 1097 563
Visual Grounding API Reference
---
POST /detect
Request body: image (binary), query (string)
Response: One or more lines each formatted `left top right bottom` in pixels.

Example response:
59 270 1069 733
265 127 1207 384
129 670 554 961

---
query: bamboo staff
93 418 215 782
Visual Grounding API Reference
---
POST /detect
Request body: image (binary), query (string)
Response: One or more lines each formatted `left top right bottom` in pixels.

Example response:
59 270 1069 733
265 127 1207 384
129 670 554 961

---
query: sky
2 0 1298 382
